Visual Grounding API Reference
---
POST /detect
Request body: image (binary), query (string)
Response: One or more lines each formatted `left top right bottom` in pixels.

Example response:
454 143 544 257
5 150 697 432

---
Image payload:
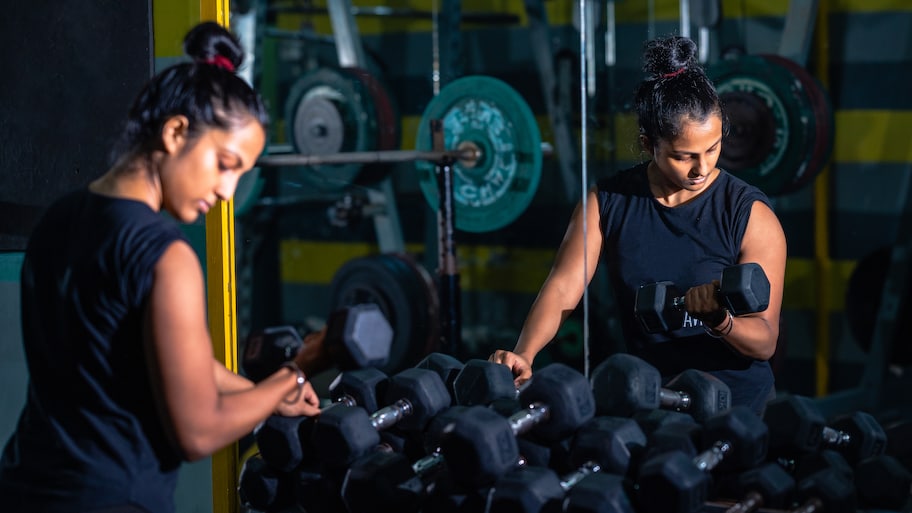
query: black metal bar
431 120 462 357
256 148 476 167
266 4 520 24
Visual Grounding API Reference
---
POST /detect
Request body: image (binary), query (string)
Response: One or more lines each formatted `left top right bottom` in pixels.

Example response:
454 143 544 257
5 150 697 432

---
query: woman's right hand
275 378 321 417
488 350 533 386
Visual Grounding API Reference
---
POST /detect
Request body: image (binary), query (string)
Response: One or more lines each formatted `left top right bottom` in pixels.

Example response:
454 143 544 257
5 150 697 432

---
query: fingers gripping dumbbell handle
694 440 732 472
659 388 691 411
369 399 413 431
508 402 550 436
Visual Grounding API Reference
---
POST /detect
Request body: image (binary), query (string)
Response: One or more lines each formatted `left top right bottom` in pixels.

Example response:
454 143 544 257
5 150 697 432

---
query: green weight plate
284 67 378 191
708 55 816 196
762 55 835 195
415 76 543 233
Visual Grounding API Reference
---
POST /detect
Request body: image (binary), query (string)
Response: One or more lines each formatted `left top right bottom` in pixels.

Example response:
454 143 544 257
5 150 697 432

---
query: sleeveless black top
0 189 187 513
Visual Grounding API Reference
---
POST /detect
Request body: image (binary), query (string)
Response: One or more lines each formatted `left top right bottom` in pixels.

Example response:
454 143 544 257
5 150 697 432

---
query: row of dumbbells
238 352 912 513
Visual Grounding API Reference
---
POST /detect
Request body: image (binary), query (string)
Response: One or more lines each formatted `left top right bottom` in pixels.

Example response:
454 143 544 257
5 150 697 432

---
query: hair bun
642 36 698 78
183 21 243 72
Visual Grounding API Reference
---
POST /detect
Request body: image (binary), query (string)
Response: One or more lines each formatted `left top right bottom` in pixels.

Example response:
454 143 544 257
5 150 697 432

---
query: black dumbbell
254 367 389 473
636 406 768 513
242 302 393 382
438 363 596 490
854 454 912 510
763 394 886 465
591 353 730 421
340 447 449 513
415 352 465 402
486 416 644 513
237 453 295 513
634 263 770 333
789 467 857 513
725 462 796 513
452 358 518 406
311 367 451 468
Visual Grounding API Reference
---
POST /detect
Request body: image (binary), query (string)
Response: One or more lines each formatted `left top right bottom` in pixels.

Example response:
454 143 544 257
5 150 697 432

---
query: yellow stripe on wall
280 240 857 311
153 0 201 58
834 110 912 163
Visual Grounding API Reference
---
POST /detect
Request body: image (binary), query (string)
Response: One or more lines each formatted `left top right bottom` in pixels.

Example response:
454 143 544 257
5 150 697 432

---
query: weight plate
233 167 264 217
708 55 816 196
284 67 378 191
762 55 835 195
416 76 543 233
328 253 440 375
343 67 399 185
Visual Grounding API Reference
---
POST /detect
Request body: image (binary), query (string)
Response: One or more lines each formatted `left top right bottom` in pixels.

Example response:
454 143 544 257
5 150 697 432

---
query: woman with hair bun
491 35 787 416
0 22 320 513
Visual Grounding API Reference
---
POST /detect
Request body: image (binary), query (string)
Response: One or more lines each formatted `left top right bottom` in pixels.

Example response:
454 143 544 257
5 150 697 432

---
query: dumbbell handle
726 491 764 513
369 399 413 431
658 388 691 411
820 426 851 447
558 460 601 492
789 497 823 513
694 440 732 472
508 402 551 436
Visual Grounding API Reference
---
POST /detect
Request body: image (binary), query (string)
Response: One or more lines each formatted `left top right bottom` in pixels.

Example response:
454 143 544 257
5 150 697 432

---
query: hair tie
662 67 686 78
203 55 236 73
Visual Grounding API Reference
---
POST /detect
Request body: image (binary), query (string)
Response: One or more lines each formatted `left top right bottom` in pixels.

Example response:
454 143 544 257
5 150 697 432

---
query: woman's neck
89 158 162 211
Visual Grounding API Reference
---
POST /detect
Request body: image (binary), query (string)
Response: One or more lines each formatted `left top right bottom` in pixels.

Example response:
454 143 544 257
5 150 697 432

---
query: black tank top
0 189 187 513
597 163 775 414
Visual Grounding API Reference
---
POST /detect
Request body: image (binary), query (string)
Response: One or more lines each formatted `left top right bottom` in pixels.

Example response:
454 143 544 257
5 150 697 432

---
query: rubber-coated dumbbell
763 394 886 465
789 467 856 513
237 453 295 513
636 406 768 513
634 263 770 333
311 367 450 468
487 417 644 512
591 353 730 421
438 363 596 490
854 454 912 510
452 358 518 406
242 302 393 381
253 367 389 473
415 352 464 401
340 447 449 513
725 462 796 513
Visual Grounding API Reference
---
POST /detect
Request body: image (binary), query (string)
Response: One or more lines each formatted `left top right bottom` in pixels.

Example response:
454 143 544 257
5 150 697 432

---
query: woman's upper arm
738 201 787 327
146 240 219 447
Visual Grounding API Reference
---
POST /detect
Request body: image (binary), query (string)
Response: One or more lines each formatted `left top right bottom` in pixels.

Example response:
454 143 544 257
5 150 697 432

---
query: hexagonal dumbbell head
328 367 389 413
565 473 635 513
242 326 303 383
636 450 712 513
829 411 887 465
855 454 912 510
764 394 827 455
663 369 731 422
701 406 769 472
311 405 382 468
486 466 566 513
795 467 857 513
415 352 465 403
325 303 393 369
382 367 452 432
732 462 796 510
520 362 596 442
453 358 517 406
719 263 770 315
238 453 295 512
591 354 662 417
635 281 686 333
254 414 318 473
341 450 424 513
569 416 647 477
440 405 521 489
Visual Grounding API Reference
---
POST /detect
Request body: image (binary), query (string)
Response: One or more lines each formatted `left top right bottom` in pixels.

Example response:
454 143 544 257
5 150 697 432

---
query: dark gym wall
0 1 153 250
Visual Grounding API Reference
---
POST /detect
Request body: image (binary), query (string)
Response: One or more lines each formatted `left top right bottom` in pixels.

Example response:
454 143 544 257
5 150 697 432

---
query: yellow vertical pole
814 0 832 397
200 3 238 513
